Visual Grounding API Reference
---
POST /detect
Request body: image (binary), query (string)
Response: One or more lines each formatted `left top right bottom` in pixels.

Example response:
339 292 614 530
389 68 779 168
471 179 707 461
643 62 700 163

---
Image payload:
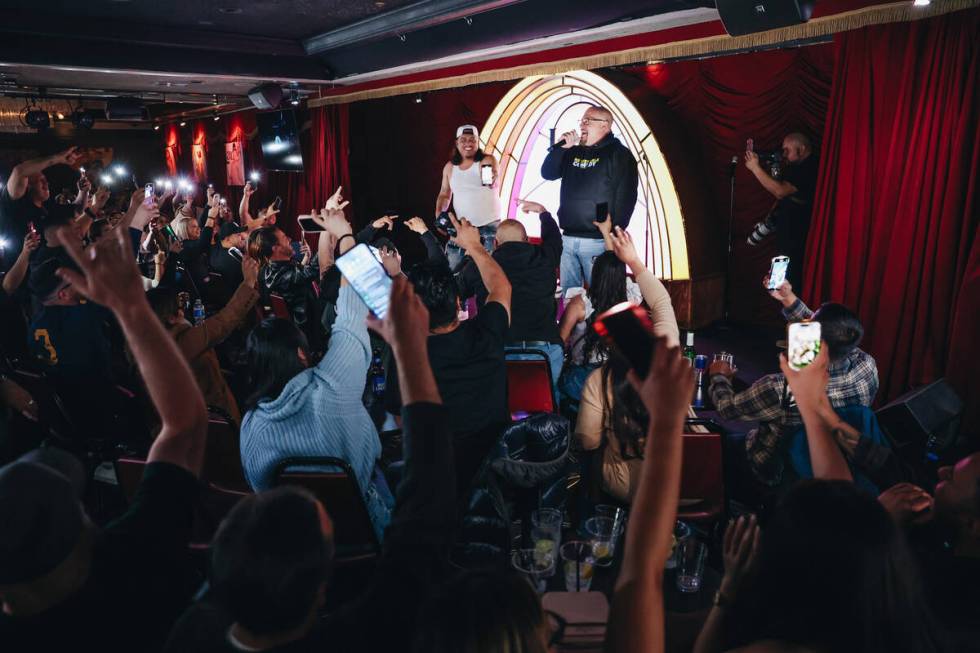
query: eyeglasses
580 117 609 124
545 610 567 646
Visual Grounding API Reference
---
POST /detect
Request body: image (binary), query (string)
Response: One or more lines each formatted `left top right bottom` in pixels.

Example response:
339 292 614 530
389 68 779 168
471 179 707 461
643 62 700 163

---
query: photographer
745 133 818 291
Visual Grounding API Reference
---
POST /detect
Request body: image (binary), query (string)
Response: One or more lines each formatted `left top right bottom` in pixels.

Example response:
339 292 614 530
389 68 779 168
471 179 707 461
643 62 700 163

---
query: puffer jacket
261 255 319 327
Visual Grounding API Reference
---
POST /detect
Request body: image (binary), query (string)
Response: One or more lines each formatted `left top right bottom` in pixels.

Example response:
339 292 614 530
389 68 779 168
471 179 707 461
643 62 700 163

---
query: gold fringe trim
309 0 980 107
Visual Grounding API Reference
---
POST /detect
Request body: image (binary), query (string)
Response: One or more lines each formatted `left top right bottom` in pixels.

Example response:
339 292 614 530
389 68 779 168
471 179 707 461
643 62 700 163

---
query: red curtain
804 8 980 419
630 47 835 323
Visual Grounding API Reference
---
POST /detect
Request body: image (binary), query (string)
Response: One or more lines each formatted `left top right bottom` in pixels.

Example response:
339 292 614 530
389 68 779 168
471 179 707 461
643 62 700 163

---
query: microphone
548 135 569 152
729 155 738 178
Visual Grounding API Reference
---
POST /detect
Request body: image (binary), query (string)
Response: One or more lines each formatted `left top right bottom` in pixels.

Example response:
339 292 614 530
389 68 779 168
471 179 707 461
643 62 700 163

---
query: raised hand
54 225 144 313
878 483 934 526
763 276 796 306
92 186 110 211
778 343 829 413
405 217 428 234
380 248 402 277
744 149 760 171
720 515 761 600
21 232 41 255
316 207 352 238
243 182 255 197
560 130 579 149
241 254 260 289
608 226 641 269
518 199 547 214
54 146 82 167
448 212 481 253
592 212 612 239
324 186 349 212
77 174 92 194
367 276 429 351
372 215 395 231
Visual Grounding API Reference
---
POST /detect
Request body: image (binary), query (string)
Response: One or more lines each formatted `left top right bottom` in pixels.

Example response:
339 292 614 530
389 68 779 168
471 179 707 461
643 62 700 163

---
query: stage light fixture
415 94 422 104
179 121 187 127
153 124 160 131
25 109 50 130
56 111 65 120
71 110 95 129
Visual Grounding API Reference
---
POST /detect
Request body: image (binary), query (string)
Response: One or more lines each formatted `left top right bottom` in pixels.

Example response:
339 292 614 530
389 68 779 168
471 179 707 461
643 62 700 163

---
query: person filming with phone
435 125 500 270
744 132 818 292
541 105 638 293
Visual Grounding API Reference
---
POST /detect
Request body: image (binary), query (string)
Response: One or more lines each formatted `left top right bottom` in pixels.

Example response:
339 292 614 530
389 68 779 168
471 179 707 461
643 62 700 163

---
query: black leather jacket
261 255 319 327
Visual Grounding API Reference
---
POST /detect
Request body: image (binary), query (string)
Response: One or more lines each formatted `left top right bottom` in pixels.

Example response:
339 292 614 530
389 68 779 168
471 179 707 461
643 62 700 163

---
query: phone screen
787 322 821 371
595 202 609 222
768 256 790 290
297 216 325 232
273 196 283 211
480 165 493 186
335 243 393 319
746 138 755 152
593 302 655 378
228 247 243 262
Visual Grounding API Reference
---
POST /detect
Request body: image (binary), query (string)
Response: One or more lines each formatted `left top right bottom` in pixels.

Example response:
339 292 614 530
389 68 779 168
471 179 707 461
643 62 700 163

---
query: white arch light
480 70 690 280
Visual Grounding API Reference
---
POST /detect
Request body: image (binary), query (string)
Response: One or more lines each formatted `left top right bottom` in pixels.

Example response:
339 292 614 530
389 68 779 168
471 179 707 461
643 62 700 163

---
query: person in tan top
571 226 679 502
146 255 261 425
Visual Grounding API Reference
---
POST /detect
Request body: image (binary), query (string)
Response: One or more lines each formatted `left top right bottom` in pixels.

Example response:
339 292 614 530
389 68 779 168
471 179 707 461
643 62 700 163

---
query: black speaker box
875 378 962 454
247 83 283 110
716 0 817 37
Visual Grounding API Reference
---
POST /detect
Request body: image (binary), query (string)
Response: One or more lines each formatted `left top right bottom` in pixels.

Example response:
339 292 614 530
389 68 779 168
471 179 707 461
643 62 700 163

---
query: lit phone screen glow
335 244 392 319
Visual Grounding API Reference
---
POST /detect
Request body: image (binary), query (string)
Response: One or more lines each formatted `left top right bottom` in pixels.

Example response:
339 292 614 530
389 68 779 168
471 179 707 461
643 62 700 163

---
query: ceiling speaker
715 0 816 36
247 83 283 110
105 97 147 121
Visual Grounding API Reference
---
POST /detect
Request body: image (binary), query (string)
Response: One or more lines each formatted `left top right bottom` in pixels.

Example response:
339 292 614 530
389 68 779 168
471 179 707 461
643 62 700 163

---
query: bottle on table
192 299 205 325
682 332 696 366
369 350 386 398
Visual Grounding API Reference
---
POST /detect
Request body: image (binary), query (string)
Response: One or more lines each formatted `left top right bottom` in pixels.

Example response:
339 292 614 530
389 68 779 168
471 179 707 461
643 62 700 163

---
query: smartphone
144 183 154 206
480 164 493 186
273 196 283 211
28 221 37 236
746 138 755 152
297 215 324 232
335 243 393 319
595 202 609 222
220 198 227 206
228 247 243 262
787 321 821 371
593 301 655 378
767 255 790 290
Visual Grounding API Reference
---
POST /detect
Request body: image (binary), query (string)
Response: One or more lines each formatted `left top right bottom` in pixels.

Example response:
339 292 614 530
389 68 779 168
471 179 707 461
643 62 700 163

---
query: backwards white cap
456 124 479 140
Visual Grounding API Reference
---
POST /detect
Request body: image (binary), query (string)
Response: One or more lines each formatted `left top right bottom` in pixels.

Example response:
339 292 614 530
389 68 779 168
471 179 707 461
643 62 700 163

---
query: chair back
274 457 380 561
204 407 250 492
677 425 724 525
10 367 77 441
269 294 291 320
506 353 555 418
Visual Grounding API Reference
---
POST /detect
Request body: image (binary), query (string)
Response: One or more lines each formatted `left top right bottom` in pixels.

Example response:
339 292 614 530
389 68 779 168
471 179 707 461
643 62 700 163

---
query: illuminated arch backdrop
480 70 690 281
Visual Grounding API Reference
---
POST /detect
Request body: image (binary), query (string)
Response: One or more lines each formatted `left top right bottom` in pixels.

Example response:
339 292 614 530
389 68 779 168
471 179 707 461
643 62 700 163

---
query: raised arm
406 217 448 266
607 339 693 653
177 258 260 360
56 225 207 476
7 147 81 200
435 163 453 217
2 232 40 295
449 213 511 322
609 227 679 347
745 151 797 199
764 278 813 322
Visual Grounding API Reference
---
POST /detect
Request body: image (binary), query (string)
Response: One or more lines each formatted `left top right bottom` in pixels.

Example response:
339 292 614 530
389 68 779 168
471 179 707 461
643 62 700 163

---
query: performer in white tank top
435 124 501 269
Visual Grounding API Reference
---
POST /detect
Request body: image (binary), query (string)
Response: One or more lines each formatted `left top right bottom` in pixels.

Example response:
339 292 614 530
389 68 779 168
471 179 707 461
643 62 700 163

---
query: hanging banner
164 125 180 176
225 140 245 186
192 123 208 181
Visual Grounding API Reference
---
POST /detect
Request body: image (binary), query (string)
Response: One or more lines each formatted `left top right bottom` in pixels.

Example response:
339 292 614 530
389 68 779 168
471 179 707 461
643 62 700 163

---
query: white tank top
449 161 500 227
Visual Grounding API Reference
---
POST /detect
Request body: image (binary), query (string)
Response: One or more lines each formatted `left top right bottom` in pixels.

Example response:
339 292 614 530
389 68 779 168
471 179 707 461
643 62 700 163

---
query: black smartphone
273 196 282 212
595 201 609 222
297 215 324 232
335 243 393 319
593 301 655 378
228 247 243 262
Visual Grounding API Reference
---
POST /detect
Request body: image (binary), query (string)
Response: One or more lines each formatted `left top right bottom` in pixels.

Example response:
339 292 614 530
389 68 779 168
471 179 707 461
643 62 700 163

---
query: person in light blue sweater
240 283 393 541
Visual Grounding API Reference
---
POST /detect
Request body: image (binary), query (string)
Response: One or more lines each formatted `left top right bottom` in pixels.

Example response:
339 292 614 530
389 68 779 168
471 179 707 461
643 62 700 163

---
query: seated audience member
708 279 878 489
456 201 564 384
209 221 248 288
147 255 260 425
416 338 693 653
166 276 457 653
692 480 944 653
385 214 512 501
0 224 208 652
563 226 679 407
0 146 82 235
240 208 392 541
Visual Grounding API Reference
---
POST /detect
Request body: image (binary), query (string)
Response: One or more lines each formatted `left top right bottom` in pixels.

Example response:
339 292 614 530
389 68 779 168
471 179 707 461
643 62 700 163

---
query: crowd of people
0 102 975 653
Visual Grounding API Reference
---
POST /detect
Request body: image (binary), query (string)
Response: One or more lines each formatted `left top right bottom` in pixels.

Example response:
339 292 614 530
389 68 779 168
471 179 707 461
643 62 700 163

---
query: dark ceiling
0 0 715 122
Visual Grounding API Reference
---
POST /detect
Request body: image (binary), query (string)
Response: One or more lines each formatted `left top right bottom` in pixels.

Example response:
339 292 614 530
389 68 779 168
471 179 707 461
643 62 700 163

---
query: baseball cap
218 221 246 241
0 447 88 584
456 124 479 140
29 248 80 301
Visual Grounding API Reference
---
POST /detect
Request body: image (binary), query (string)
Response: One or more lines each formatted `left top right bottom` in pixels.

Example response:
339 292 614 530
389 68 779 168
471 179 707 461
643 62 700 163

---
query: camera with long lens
435 211 456 237
747 214 777 246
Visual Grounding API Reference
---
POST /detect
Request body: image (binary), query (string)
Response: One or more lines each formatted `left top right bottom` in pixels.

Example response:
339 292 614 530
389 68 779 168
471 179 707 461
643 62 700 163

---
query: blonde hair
170 216 195 241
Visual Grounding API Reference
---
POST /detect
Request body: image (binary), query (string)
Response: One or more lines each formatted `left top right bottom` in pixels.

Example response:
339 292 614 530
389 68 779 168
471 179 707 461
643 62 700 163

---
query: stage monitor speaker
875 378 962 459
247 83 283 110
715 0 817 37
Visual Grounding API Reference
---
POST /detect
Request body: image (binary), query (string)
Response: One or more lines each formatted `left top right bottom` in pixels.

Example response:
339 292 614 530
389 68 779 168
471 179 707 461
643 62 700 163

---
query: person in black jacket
540 105 638 293
457 200 563 386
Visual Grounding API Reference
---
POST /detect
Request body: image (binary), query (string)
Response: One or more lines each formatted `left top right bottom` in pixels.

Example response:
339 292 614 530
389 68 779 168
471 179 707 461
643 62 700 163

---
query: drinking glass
665 520 692 570
531 508 562 574
593 505 627 546
584 516 616 567
713 351 735 367
560 541 595 592
676 538 707 593
513 548 555 593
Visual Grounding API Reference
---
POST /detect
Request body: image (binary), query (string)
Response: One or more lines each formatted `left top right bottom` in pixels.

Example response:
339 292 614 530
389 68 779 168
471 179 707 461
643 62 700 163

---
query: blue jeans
447 222 498 271
560 235 607 292
505 343 565 392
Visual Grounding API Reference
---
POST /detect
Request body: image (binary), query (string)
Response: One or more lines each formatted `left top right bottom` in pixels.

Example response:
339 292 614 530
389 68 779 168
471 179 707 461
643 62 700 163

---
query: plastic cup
560 541 595 592
676 538 707 593
585 516 617 567
513 547 555 593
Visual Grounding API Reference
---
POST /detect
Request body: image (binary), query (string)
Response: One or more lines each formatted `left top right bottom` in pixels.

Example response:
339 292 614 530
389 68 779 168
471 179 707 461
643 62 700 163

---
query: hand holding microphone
560 130 580 149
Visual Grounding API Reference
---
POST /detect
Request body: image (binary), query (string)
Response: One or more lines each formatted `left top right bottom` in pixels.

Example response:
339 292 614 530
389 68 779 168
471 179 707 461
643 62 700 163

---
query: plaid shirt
708 299 879 485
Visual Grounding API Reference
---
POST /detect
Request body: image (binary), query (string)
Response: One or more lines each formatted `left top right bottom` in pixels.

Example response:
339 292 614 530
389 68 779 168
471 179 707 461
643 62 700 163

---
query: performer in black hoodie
540 106 638 293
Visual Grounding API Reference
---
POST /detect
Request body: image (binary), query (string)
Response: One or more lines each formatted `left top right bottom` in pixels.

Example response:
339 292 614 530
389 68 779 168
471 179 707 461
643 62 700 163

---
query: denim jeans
505 343 565 391
447 222 499 271
560 235 607 292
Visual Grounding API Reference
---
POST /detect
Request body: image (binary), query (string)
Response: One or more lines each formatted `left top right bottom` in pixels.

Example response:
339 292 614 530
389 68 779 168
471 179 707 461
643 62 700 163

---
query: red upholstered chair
677 421 725 526
269 294 291 320
505 352 556 419
273 457 380 564
203 407 250 493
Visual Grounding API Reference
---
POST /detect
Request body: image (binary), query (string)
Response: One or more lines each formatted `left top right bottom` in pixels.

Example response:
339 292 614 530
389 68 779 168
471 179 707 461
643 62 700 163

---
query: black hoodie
540 133 638 238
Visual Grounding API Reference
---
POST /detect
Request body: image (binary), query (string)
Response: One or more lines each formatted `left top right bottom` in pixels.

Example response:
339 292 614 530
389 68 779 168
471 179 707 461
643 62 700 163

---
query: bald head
782 132 813 163
495 219 527 245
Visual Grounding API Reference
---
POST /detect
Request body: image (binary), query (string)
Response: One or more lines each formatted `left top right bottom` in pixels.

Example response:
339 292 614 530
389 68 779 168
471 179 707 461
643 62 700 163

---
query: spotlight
71 110 95 129
25 109 50 130
913 0 930 5
414 94 422 104
213 114 220 121
249 171 261 182
289 90 300 106
153 124 160 131
56 111 65 120
179 121 187 127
